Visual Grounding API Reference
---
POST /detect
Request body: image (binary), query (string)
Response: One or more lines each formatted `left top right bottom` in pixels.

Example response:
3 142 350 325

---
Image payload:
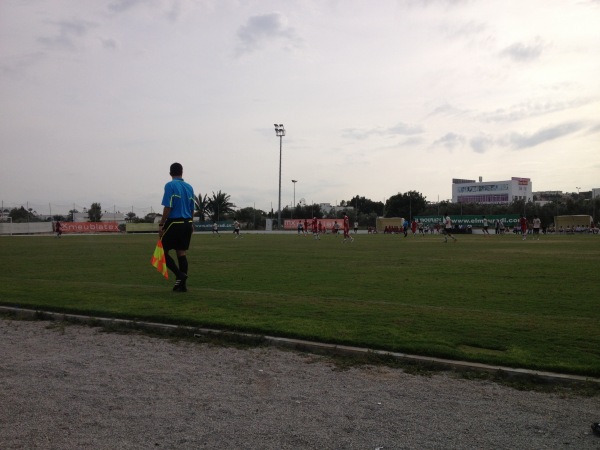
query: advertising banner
194 221 234 232
284 218 346 231
414 215 520 226
59 222 120 233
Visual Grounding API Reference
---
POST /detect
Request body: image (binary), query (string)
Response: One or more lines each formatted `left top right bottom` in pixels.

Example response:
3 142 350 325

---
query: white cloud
235 12 302 56
37 19 96 50
479 98 594 123
0 0 599 213
107 0 144 14
499 37 545 62
506 122 585 149
433 132 466 150
469 134 495 153
343 122 424 140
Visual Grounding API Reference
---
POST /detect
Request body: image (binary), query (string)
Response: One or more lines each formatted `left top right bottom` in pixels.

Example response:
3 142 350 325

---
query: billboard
414 215 520 226
194 220 234 232
284 218 345 231
59 221 120 233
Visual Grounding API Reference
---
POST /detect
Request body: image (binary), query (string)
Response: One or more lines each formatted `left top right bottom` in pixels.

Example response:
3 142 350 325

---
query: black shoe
592 423 600 436
173 273 188 292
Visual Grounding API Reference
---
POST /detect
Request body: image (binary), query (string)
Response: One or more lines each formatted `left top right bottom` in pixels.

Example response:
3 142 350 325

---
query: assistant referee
158 162 195 292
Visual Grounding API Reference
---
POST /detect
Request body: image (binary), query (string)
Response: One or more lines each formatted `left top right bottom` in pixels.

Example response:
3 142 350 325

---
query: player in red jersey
311 217 320 240
520 215 528 240
342 213 354 243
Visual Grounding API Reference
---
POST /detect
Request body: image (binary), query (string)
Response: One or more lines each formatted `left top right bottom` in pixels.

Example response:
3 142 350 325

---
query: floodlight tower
274 124 285 229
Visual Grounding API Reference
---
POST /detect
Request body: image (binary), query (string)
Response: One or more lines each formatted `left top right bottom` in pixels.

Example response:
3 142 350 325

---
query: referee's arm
159 206 172 237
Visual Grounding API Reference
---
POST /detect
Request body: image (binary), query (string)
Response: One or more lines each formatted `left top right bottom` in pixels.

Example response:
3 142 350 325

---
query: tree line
3 190 597 229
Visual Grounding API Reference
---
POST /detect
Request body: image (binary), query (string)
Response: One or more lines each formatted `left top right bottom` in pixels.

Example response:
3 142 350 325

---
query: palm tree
207 191 236 222
194 193 209 222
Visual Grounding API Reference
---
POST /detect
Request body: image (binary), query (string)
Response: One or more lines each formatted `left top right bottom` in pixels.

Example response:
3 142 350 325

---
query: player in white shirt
443 213 457 243
481 216 490 236
532 215 541 240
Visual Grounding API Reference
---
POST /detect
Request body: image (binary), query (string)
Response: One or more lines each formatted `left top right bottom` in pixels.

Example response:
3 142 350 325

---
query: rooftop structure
452 177 532 204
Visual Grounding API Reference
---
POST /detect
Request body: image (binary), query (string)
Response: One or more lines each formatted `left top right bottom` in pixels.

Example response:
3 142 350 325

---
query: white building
319 203 355 215
452 177 532 204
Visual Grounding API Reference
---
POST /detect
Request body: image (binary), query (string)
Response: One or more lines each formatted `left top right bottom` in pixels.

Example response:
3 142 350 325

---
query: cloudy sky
1 0 599 216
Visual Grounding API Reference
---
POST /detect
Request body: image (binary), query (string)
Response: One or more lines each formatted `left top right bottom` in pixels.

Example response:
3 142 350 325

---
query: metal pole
292 180 297 219
278 135 282 228
274 124 285 230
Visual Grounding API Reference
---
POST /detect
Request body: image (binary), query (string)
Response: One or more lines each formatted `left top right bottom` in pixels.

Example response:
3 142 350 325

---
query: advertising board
59 222 120 233
414 215 520 226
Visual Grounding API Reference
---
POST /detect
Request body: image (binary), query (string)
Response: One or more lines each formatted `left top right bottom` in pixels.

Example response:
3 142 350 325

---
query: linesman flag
151 240 169 279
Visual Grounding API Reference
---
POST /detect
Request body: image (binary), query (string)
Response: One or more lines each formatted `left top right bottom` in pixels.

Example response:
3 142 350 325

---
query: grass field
1 231 599 377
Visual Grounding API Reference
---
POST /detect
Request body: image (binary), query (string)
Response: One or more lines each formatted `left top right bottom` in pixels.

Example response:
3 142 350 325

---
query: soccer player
532 215 541 240
342 213 354 243
159 162 195 292
311 216 320 240
212 222 220 237
233 220 241 238
443 213 457 243
54 221 62 238
481 216 490 237
520 215 528 240
411 219 418 237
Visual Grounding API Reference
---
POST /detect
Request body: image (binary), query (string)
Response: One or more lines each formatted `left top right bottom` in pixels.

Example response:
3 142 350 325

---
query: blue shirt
161 178 195 219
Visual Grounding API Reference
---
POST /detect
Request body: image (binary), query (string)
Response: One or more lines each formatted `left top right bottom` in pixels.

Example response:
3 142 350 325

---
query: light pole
576 186 581 196
292 179 297 219
274 124 285 229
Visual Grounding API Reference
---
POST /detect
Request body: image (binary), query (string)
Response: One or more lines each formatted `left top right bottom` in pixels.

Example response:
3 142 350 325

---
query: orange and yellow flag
150 240 168 279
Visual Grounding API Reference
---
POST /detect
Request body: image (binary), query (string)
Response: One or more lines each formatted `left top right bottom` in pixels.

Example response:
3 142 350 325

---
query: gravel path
1 318 598 449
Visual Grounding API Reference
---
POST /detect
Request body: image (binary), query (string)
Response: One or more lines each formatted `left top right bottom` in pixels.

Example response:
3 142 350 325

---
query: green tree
7 206 41 222
9 207 30 223
344 195 384 217
384 191 427 219
88 203 103 222
236 207 266 229
68 209 79 222
194 193 209 222
343 195 385 226
207 191 236 222
144 213 160 223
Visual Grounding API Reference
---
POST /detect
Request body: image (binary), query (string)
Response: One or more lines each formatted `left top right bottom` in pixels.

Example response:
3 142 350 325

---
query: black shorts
162 218 193 251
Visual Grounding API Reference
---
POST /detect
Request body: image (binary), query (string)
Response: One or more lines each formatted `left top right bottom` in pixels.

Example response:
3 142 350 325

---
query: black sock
165 253 179 277
177 255 188 277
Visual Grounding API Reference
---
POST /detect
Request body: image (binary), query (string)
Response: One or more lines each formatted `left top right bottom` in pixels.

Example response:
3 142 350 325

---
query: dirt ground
1 318 599 449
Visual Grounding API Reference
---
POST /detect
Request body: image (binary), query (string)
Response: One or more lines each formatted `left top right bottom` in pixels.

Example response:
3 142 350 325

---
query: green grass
1 231 599 377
